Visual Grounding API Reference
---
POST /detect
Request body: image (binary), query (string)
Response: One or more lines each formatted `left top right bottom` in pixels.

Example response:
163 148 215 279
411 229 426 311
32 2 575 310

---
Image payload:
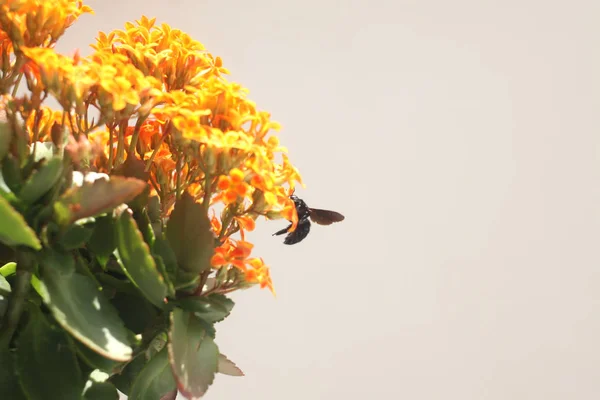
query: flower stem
10 73 22 98
145 121 170 172
175 150 183 200
128 114 149 157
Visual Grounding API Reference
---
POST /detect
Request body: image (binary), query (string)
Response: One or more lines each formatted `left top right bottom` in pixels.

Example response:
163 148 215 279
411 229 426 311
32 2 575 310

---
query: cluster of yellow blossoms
0 0 302 293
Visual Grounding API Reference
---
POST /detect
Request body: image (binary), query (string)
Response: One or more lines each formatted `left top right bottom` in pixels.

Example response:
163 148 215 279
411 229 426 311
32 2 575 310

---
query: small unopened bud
50 122 64 148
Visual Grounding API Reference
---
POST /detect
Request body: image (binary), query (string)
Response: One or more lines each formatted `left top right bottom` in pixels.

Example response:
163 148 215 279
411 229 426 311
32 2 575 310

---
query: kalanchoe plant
0 1 303 399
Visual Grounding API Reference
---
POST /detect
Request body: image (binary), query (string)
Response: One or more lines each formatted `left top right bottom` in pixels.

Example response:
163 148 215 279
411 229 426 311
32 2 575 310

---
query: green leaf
218 353 245 377
18 156 64 204
83 370 119 400
0 168 12 195
134 209 155 249
177 293 234 323
83 381 119 400
16 309 84 400
166 191 215 274
0 195 42 250
59 223 94 250
154 255 175 298
0 348 27 400
153 234 177 277
87 216 117 267
129 347 176 400
36 250 133 362
111 291 158 335
53 176 147 226
74 339 120 372
0 271 9 294
1 154 22 193
168 309 219 398
109 354 146 395
0 121 10 161
0 261 16 277
0 273 9 318
116 210 168 308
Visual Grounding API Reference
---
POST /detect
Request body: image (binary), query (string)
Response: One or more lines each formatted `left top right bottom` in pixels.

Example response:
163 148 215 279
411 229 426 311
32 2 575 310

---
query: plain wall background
57 1 600 399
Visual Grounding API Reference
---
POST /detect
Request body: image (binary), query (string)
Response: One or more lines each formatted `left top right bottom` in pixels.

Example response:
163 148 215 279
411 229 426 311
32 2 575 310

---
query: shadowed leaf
111 291 158 335
0 348 27 399
109 354 146 396
83 370 119 400
166 191 215 274
16 309 84 400
74 339 120 373
87 216 117 267
59 223 94 250
83 381 119 400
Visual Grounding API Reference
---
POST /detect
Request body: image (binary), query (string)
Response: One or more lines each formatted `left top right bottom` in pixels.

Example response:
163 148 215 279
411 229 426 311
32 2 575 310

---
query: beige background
58 0 600 399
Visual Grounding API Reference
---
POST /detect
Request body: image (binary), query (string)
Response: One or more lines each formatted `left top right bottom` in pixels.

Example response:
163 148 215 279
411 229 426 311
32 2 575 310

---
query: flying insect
273 195 345 245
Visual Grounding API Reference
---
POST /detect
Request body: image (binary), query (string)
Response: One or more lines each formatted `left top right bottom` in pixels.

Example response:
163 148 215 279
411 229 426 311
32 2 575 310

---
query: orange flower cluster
2 2 302 294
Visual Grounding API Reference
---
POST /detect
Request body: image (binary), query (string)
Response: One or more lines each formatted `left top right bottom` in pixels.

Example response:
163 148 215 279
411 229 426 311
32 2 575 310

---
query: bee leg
273 223 293 236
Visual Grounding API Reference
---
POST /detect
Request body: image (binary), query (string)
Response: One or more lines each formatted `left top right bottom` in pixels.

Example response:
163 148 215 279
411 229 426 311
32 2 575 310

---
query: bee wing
309 208 345 225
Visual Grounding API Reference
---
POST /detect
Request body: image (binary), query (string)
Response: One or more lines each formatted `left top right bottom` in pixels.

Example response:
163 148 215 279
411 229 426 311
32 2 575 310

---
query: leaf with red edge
168 309 219 399
53 176 147 225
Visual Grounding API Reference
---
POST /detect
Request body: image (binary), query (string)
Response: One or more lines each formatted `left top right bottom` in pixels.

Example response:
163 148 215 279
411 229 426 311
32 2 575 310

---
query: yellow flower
85 50 161 112
22 46 161 113
91 16 228 91
0 0 92 48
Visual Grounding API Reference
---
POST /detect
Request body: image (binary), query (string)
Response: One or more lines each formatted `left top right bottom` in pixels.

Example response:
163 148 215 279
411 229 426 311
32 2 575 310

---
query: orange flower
234 214 256 241
210 239 253 270
216 168 250 205
0 29 14 74
245 258 275 295
138 119 161 149
145 143 175 176
24 107 65 142
209 211 222 236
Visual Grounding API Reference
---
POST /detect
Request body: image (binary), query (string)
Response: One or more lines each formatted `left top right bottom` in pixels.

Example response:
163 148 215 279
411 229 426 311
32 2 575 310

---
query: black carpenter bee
273 195 345 245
